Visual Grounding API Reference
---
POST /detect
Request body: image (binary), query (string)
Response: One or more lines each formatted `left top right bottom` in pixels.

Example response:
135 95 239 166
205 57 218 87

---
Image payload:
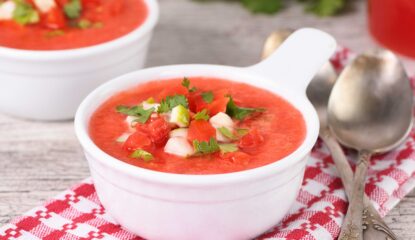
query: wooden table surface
1 0 415 239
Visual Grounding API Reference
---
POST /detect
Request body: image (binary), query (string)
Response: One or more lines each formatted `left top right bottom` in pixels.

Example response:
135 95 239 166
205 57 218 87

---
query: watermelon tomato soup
0 0 147 50
89 77 306 174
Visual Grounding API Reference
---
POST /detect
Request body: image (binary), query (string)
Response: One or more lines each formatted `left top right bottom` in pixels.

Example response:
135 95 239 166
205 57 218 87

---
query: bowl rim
75 64 320 186
0 0 159 60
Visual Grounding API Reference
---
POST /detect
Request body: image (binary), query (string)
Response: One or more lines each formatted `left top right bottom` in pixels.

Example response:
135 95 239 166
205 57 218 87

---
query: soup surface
0 0 147 50
89 77 306 174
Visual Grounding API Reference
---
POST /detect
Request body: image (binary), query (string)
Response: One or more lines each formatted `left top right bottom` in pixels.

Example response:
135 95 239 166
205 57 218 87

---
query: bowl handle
247 28 336 94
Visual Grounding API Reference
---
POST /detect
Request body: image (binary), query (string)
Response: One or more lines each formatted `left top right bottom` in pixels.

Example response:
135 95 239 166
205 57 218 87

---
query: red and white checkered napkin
2 48 415 240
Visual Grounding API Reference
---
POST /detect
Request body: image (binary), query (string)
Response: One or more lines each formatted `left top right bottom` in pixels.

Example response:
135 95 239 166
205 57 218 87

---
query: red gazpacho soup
0 0 147 50
89 77 306 174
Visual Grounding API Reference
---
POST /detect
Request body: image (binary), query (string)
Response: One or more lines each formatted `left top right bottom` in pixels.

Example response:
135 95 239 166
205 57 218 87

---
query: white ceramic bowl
75 29 336 240
0 0 159 120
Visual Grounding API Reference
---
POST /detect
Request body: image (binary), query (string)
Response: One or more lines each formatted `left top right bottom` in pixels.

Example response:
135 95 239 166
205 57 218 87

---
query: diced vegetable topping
158 95 188 113
130 149 153 162
226 96 265 120
193 137 220 155
182 77 197 93
116 105 154 124
165 137 194 157
218 127 237 140
169 128 188 138
0 1 16 20
169 105 190 127
201 91 214 103
113 77 266 161
1 0 106 30
188 120 216 142
63 0 81 19
13 0 40 25
219 143 238 153
194 109 209 121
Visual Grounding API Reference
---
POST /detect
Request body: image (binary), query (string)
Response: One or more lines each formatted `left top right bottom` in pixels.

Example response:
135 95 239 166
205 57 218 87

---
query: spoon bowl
328 49 413 153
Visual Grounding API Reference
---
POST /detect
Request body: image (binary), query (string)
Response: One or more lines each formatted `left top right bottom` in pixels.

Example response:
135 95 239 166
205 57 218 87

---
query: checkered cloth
2 47 415 240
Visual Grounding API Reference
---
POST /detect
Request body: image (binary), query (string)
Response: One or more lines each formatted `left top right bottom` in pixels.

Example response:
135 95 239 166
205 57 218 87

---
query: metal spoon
328 49 413 240
263 31 400 240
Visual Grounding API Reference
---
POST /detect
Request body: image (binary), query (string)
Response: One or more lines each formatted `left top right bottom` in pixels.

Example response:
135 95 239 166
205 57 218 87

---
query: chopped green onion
219 143 238 153
218 127 237 140
12 0 39 25
130 149 153 162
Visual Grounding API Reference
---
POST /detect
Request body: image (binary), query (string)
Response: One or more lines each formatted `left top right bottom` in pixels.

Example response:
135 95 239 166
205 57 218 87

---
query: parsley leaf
64 0 82 19
302 0 345 16
241 0 283 14
12 0 39 25
130 149 154 162
201 91 214 103
194 109 210 121
193 137 220 155
226 96 265 120
219 143 238 153
181 77 197 92
158 94 189 113
116 105 154 124
218 127 237 140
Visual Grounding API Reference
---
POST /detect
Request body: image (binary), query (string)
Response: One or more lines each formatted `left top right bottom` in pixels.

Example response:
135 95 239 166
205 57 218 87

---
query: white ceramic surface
0 0 159 120
75 28 336 240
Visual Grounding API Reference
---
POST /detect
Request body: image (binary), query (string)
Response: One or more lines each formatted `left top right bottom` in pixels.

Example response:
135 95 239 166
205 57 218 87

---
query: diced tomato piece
207 97 228 116
42 7 66 29
238 128 264 151
136 117 171 146
123 131 153 151
222 152 250 166
188 89 229 115
188 120 216 142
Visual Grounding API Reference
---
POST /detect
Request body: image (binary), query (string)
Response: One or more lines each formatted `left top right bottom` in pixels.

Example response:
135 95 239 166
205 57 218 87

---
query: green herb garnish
116 105 154 124
194 109 210 121
12 0 39 25
201 91 214 104
218 127 237 140
182 77 197 93
219 143 238 153
130 149 153 162
64 0 82 19
193 137 220 155
158 94 188 113
226 96 265 120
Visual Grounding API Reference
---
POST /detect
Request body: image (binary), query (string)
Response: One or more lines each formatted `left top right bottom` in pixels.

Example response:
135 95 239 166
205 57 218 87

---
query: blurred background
148 0 415 74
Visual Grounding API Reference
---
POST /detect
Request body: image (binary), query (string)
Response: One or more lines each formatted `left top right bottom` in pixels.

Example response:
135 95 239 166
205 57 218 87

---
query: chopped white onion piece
33 0 56 13
210 112 234 142
116 133 130 143
169 128 188 138
0 1 16 20
164 137 194 157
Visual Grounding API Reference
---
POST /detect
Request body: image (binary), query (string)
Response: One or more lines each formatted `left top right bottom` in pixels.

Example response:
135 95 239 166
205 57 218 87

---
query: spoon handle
321 131 398 240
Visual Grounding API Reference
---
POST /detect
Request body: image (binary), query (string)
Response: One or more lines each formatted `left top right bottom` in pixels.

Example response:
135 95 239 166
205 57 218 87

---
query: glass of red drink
368 0 415 59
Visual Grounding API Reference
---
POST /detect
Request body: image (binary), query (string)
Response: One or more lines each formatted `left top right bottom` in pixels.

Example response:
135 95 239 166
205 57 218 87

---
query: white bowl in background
0 0 159 120
75 28 336 240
